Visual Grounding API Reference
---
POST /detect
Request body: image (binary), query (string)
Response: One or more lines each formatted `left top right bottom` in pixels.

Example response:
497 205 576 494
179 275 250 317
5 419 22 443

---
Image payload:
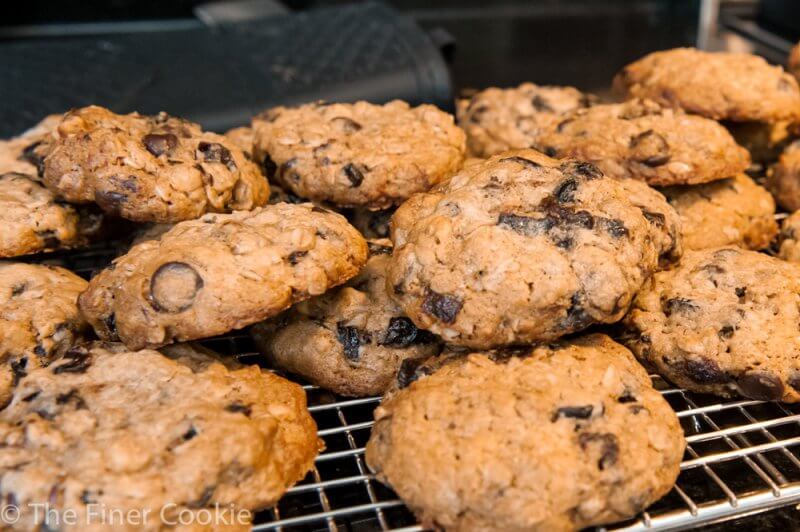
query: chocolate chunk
224 402 252 416
642 210 666 227
53 349 91 374
142 133 178 157
561 293 594 331
421 289 463 324
149 262 204 313
578 432 619 470
663 297 698 316
561 160 603 180
531 94 554 112
551 405 594 422
330 116 362 133
197 142 235 170
343 163 365 187
396 358 433 389
630 130 670 166
554 178 578 203
11 283 26 297
367 242 393 256
682 356 728 384
336 323 372 362
380 317 437 347
262 154 277 178
718 325 735 339
288 251 307 265
737 371 784 401
498 156 541 169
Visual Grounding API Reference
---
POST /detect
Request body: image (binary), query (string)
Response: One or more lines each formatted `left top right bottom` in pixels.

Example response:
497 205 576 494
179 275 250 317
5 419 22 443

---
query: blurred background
0 0 797 134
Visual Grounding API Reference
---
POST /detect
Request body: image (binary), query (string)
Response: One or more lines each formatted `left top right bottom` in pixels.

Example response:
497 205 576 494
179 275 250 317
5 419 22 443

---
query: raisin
663 297 698 316
10 282 26 297
53 349 92 375
380 317 437 347
224 402 252 416
578 432 619 470
553 178 578 203
629 129 670 166
642 211 665 227
288 251 307 265
718 325 735 339
336 323 371 361
396 358 432 389
737 371 784 401
531 94 553 112
10 357 27 385
561 293 594 331
601 218 628 238
682 356 728 384
343 163 365 187
561 160 602 180
198 142 235 170
421 289 463 324
551 405 594 422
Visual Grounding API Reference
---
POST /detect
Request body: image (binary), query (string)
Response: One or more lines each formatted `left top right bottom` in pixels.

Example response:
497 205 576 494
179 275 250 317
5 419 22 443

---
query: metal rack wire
24 238 800 532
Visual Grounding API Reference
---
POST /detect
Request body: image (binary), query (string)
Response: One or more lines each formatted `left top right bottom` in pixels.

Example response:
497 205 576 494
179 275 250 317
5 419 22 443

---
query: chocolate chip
421 289 463 324
336 323 372 362
737 371 784 401
735 287 747 300
343 163 365 187
224 402 252 416
682 356 728 384
262 154 277 178
718 325 735 339
380 317 437 347
11 283 26 297
396 358 432 389
149 262 203 313
663 297 698 316
554 178 578 203
288 251 307 265
629 129 670 167
642 210 665 227
531 94 553 112
53 349 91 375
498 156 540 169
551 405 593 422
142 133 177 157
617 389 637 403
578 432 619 470
198 142 235 170
330 116 362 133
367 242 393 256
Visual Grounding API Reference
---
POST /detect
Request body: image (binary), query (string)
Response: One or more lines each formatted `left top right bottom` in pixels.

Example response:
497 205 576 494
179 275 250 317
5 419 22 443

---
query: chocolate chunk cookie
387 149 681 348
659 173 777 251
251 240 441 397
766 140 800 212
614 48 800 122
252 100 465 209
366 334 685 531
777 211 800 263
80 203 368 349
0 263 88 407
0 342 319 531
0 114 61 175
624 247 800 402
456 83 596 157
42 106 269 223
533 99 750 185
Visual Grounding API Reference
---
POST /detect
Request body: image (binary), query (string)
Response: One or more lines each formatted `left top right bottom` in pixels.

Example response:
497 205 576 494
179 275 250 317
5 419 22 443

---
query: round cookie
0 172 85 257
0 114 61 175
79 203 368 349
533 99 750 185
42 106 269 223
387 149 681 348
624 246 800 402
0 262 88 407
659 173 777 251
252 100 465 209
251 241 442 397
613 48 800 123
777 210 800 263
0 342 319 531
766 140 800 212
456 83 595 157
365 334 685 531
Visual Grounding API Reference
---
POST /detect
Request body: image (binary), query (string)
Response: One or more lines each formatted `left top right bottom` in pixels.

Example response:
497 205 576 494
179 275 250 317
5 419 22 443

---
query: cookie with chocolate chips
659 173 777 251
614 48 800 122
766 140 800 212
365 334 685 531
252 100 465 209
387 149 682 348
778 210 800 263
456 82 596 157
79 203 368 349
0 342 319 531
0 263 88 407
251 240 441 397
624 247 800 402
42 106 269 223
533 99 750 186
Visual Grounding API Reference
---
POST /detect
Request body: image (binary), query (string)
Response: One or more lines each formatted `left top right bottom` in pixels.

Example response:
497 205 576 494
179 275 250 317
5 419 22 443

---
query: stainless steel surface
31 216 800 532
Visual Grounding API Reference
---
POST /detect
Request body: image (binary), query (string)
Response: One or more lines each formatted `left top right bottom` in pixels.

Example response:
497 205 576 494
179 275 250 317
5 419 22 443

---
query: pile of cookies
2 45 800 531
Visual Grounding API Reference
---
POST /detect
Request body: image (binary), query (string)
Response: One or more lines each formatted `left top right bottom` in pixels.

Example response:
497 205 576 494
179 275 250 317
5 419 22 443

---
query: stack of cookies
2 45 800 532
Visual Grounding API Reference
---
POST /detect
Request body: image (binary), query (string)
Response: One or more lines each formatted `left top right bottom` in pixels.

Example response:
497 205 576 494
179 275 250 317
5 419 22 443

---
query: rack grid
26 236 800 532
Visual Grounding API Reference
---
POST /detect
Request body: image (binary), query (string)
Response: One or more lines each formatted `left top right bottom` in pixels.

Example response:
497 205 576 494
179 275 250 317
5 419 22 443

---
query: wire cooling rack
23 240 800 532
